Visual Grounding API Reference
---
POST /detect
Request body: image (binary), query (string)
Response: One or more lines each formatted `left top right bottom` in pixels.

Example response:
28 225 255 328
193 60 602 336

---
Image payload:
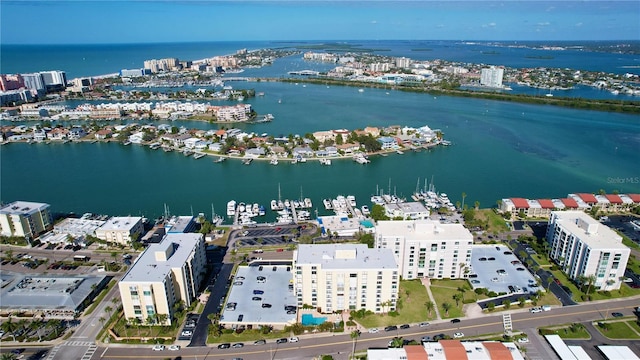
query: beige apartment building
95 216 144 245
375 220 474 280
0 201 53 239
293 244 399 314
118 233 206 325
547 211 630 291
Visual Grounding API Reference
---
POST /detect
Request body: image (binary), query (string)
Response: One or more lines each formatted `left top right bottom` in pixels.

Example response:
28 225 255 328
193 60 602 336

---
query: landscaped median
539 323 591 340
594 319 640 340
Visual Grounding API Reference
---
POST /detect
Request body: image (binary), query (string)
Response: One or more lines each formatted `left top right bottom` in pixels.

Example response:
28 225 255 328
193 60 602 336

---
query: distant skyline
1 1 639 44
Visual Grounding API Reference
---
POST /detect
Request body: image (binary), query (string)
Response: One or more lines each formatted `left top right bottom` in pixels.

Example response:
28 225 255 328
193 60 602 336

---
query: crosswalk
45 341 97 360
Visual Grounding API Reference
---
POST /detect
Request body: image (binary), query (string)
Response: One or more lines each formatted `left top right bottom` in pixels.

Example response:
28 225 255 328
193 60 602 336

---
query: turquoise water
1 80 639 219
360 220 375 228
301 314 327 326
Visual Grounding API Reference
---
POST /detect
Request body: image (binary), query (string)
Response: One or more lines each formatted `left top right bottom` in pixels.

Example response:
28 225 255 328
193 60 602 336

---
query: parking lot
469 244 538 295
220 264 297 329
229 224 316 248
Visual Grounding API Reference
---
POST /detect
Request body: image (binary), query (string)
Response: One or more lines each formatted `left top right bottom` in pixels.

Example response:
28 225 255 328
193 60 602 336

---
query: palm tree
442 302 452 316
390 337 404 348
425 301 435 317
452 293 463 307
98 317 106 331
1 353 18 360
586 274 597 296
104 306 113 320
16 319 28 340
350 330 360 359
1 318 17 342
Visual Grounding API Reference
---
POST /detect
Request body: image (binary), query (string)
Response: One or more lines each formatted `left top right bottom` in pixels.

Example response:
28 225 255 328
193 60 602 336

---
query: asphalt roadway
92 297 640 360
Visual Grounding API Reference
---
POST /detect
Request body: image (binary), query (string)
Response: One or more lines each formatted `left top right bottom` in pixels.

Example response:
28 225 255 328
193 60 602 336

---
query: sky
1 1 639 44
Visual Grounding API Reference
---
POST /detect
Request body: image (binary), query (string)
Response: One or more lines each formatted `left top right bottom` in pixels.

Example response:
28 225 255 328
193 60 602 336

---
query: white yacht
226 200 236 217
361 205 370 215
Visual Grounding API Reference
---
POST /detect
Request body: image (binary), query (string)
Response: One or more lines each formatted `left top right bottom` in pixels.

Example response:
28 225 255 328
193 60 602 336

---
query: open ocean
1 40 639 219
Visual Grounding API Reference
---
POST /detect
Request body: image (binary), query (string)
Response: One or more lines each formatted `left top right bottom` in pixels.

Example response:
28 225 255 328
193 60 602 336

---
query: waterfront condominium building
0 201 53 239
546 211 630 290
375 220 473 280
293 244 399 314
480 66 504 88
119 233 207 325
94 216 144 245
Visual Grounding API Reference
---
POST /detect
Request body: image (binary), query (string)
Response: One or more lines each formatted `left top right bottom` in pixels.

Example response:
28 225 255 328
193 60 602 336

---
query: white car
453 332 464 338
168 345 180 351
419 322 430 327
518 337 529 343
181 330 193 337
530 307 542 313
152 345 165 351
368 328 379 334
289 337 299 343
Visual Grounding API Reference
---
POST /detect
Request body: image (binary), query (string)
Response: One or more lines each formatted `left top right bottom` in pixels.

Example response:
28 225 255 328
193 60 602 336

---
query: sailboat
211 204 223 225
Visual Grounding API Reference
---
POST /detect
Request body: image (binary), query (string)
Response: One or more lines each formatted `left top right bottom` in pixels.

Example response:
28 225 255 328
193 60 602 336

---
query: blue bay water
2 80 639 219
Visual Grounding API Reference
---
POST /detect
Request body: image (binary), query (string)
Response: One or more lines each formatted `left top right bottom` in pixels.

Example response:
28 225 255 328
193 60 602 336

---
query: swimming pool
301 313 327 326
360 220 375 228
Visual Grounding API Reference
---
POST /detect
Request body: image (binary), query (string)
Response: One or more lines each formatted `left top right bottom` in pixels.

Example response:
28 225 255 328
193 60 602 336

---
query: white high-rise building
0 201 53 239
293 244 399 314
119 233 207 326
480 66 504 88
546 211 630 290
375 220 473 280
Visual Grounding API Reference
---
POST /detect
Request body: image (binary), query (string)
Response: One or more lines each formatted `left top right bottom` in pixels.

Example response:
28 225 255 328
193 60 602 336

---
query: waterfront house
363 126 381 137
377 136 397 150
157 124 171 133
270 145 287 157
95 216 144 246
128 132 145 144
214 129 227 140
245 148 265 158
208 142 222 152
33 129 47 142
68 127 87 140
384 201 430 220
292 146 314 158
183 137 201 149
335 142 361 155
161 133 190 147
47 128 69 140
94 129 112 140
312 130 335 142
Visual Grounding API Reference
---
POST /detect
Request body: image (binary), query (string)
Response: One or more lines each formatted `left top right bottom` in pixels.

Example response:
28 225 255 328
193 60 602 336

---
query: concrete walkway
421 278 441 319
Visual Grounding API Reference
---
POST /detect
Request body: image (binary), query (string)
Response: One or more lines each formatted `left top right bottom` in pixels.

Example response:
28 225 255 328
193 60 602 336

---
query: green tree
0 318 17 342
452 293 463 307
104 306 113 320
503 299 511 309
442 302 452 316
350 330 360 359
487 302 495 311
425 301 435 317
389 337 404 348
585 274 597 296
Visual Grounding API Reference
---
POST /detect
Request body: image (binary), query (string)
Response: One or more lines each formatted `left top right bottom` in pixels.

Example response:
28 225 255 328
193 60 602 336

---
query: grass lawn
356 279 434 328
533 254 551 266
595 321 640 339
540 325 591 340
627 255 640 275
475 210 510 233
430 279 475 319
551 269 640 301
627 320 640 335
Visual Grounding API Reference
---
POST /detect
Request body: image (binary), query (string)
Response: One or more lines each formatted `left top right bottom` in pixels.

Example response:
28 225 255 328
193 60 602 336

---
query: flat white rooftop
295 244 397 270
0 201 49 215
98 216 141 231
551 211 626 249
376 219 473 242
120 233 202 283
597 345 640 360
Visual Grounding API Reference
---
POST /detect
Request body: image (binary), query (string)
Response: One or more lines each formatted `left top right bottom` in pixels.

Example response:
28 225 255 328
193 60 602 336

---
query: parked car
530 307 542 313
253 289 264 295
218 343 231 349
254 339 266 345
289 337 299 343
419 322 430 328
276 338 288 344
261 303 272 308
453 332 464 338
181 330 193 337
384 325 398 332
152 345 165 351
612 312 624 318
168 345 180 351
450 318 461 323
517 337 529 343
368 328 379 334
232 343 244 348
400 324 410 329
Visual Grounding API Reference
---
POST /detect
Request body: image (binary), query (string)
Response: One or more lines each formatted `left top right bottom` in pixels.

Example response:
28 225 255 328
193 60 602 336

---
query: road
93 297 640 359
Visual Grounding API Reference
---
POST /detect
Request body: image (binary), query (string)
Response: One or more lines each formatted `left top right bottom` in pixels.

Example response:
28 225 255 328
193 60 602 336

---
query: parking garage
220 263 297 330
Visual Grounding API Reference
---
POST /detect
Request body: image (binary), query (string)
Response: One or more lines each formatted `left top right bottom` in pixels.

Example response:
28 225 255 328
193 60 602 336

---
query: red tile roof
441 340 467 360
604 194 623 204
628 194 640 203
404 345 428 360
576 193 597 203
483 342 514 360
511 198 530 209
561 198 579 208
537 199 555 209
